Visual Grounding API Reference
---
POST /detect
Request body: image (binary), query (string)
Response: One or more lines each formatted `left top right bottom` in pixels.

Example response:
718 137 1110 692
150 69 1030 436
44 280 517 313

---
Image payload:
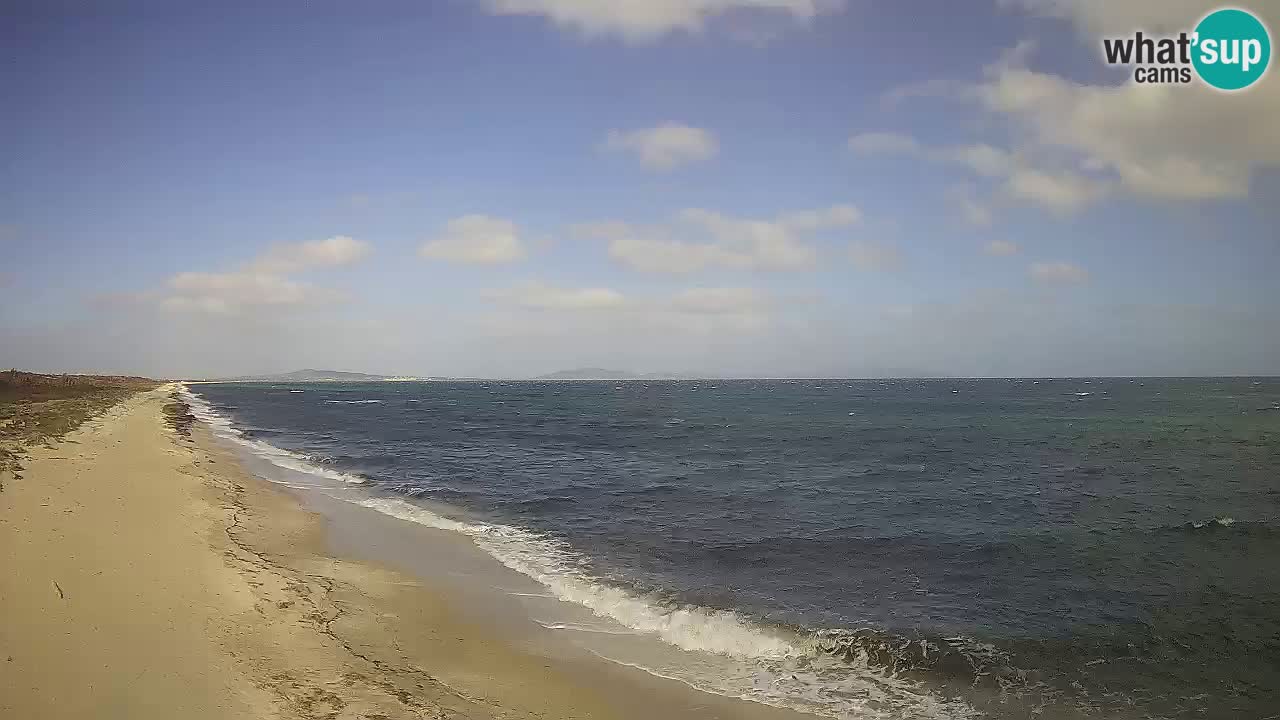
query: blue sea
185 378 1280 719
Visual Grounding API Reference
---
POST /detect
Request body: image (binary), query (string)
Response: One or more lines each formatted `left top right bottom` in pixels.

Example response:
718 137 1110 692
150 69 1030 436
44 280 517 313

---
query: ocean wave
351 495 976 719
322 399 384 404
1145 517 1279 538
351 495 797 657
1192 516 1234 529
512 495 579 511
180 385 976 718
181 386 368 485
1180 517 1278 534
533 620 642 635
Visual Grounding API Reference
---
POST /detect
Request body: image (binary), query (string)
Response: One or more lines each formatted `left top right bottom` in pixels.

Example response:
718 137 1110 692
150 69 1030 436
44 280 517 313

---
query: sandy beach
0 384 811 720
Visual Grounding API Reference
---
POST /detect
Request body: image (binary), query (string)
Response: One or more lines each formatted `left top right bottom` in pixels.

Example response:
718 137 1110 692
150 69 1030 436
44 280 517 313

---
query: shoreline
1 384 811 719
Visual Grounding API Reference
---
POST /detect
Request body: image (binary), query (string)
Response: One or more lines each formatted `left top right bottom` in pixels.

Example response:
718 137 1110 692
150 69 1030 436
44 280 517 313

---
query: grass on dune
0 370 158 485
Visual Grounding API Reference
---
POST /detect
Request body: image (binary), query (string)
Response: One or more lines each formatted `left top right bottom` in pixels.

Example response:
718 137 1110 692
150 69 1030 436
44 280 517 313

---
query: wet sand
0 384 810 719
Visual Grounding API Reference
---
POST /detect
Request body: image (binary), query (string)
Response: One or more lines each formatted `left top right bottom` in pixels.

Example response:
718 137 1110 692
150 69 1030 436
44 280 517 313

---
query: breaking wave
181 384 976 719
181 386 368 485
348 496 979 719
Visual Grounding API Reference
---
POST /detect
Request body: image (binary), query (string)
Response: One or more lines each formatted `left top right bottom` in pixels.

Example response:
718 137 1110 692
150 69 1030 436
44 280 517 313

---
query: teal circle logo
1192 8 1271 90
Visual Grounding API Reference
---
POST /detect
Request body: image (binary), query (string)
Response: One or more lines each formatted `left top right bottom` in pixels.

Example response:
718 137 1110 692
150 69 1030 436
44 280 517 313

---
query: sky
2 0 1278 379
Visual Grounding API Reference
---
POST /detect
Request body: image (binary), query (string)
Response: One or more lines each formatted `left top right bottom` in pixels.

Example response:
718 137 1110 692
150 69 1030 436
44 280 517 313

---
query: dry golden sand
0 385 811 720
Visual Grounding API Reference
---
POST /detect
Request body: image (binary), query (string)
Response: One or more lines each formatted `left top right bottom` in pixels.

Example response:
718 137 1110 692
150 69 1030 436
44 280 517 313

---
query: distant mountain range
214 369 412 382
203 367 949 383
533 368 698 380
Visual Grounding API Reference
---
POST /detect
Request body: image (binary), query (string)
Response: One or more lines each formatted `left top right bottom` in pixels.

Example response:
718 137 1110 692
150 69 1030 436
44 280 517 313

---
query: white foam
181 386 368 485
323 399 384 404
1191 516 1236 529
351 496 798 657
534 620 642 635
181 384 974 720
350 494 975 718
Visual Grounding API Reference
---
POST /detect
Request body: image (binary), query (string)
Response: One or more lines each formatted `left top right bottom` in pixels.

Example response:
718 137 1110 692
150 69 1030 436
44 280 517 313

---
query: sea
183 378 1280 719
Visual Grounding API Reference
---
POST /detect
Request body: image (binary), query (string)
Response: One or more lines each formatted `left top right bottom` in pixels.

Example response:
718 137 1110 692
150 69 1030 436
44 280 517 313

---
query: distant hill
534 368 697 380
216 369 399 382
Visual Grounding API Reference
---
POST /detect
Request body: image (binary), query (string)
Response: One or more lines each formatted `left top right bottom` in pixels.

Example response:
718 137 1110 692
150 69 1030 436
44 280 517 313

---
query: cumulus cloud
975 60 1279 201
942 144 1014 178
848 240 904 271
998 0 1251 35
1030 261 1089 284
679 208 822 268
1005 166 1107 213
482 282 781 339
250 235 371 274
145 236 370 316
874 9 1280 211
983 239 1021 256
851 131 998 191
606 236 753 274
479 0 841 43
419 215 527 264
575 204 859 273
161 272 346 314
492 282 626 310
777 204 862 229
603 124 718 170
947 184 995 226
852 128 1107 213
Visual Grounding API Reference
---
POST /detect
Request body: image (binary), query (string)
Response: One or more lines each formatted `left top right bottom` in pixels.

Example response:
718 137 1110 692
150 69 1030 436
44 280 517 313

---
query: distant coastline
187 368 1280 384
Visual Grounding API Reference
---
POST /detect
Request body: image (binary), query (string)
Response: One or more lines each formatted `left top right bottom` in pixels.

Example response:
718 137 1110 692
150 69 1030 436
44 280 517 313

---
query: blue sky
2 0 1277 378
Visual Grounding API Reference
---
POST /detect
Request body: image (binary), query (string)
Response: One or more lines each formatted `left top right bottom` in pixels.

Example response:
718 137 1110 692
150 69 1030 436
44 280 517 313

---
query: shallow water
188 378 1280 718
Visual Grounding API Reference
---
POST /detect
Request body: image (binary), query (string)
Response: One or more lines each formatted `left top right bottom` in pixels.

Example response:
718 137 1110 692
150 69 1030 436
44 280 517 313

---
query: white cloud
489 283 775 316
875 16 1280 211
947 185 995 226
983 239 1021 256
849 134 1013 178
148 236 370 316
974 42 1280 201
943 144 1014 178
419 215 527 264
250 235 371 274
848 240 904 271
482 283 782 340
777 204 862 229
960 199 993 226
493 282 626 310
607 235 752 273
679 208 820 268
1006 166 1107 213
1030 261 1089 284
575 203 859 274
161 272 345 314
479 0 841 42
998 0 1251 35
852 127 1109 213
603 124 718 170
